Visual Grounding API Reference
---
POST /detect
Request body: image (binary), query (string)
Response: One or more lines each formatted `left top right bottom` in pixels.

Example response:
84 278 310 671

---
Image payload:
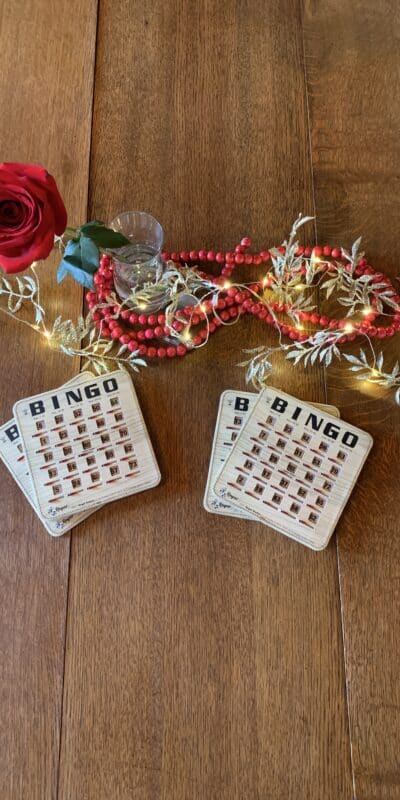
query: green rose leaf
80 235 100 272
57 239 96 289
81 220 130 249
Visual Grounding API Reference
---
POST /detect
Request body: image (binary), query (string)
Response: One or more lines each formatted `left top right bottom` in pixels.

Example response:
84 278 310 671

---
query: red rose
0 162 67 274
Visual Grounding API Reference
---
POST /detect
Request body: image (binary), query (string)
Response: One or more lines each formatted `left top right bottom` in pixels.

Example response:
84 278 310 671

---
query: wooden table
1 2 399 798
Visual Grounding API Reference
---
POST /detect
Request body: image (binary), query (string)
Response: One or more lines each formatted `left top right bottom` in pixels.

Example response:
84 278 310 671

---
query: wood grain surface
0 1 97 798
1 1 399 798
58 1 352 798
303 2 400 797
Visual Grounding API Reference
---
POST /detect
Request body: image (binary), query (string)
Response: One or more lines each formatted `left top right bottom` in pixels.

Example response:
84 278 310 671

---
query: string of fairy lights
0 216 399 402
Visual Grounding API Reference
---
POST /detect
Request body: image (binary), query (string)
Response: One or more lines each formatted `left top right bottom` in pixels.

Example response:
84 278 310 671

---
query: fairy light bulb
223 281 231 289
344 322 354 333
295 283 306 291
138 303 147 310
362 306 373 316
199 303 207 313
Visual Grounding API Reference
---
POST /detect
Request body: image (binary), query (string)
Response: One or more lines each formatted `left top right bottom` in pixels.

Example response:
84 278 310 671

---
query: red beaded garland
88 242 399 362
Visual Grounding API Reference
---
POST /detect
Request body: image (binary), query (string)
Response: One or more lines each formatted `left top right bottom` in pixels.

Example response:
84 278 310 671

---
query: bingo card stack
0 370 160 536
204 387 372 550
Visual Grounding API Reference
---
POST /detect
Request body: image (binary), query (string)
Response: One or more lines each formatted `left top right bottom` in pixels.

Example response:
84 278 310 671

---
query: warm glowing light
296 323 304 331
295 283 306 291
223 281 231 289
138 303 147 310
313 256 321 264
362 307 373 316
199 303 207 313
44 330 51 339
344 323 354 333
371 368 379 377
182 329 192 342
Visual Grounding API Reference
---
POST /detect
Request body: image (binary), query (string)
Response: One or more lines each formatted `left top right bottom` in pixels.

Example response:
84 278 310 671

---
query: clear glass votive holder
110 210 168 312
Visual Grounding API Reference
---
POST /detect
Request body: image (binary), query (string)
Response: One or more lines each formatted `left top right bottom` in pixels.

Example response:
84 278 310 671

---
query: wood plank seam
300 1 355 793
56 3 100 799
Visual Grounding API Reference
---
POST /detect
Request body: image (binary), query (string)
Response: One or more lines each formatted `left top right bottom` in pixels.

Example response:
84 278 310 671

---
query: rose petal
1 163 67 235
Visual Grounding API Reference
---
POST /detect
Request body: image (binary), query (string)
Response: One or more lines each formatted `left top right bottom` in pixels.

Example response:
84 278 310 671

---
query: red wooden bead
138 345 148 355
176 345 187 356
313 246 323 258
138 313 148 325
120 309 131 320
119 334 131 345
216 252 225 263
147 314 157 326
157 347 167 358
331 247 341 259
129 313 138 324
180 251 190 262
144 328 155 339
295 246 304 256
128 340 138 352
225 252 235 263
244 254 253 265
220 310 230 321
323 246 331 257
157 314 166 325
172 321 184 332
167 346 176 357
198 249 207 261
193 335 202 345
240 237 252 248
147 347 157 358
207 250 216 262
171 252 180 262
304 246 312 257
161 251 170 261
111 328 123 340
235 244 246 254
235 253 244 264
137 330 146 341
189 250 198 261
253 255 262 266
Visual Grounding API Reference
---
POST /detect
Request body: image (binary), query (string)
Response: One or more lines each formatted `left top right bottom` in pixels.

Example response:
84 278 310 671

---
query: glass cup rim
110 209 163 236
